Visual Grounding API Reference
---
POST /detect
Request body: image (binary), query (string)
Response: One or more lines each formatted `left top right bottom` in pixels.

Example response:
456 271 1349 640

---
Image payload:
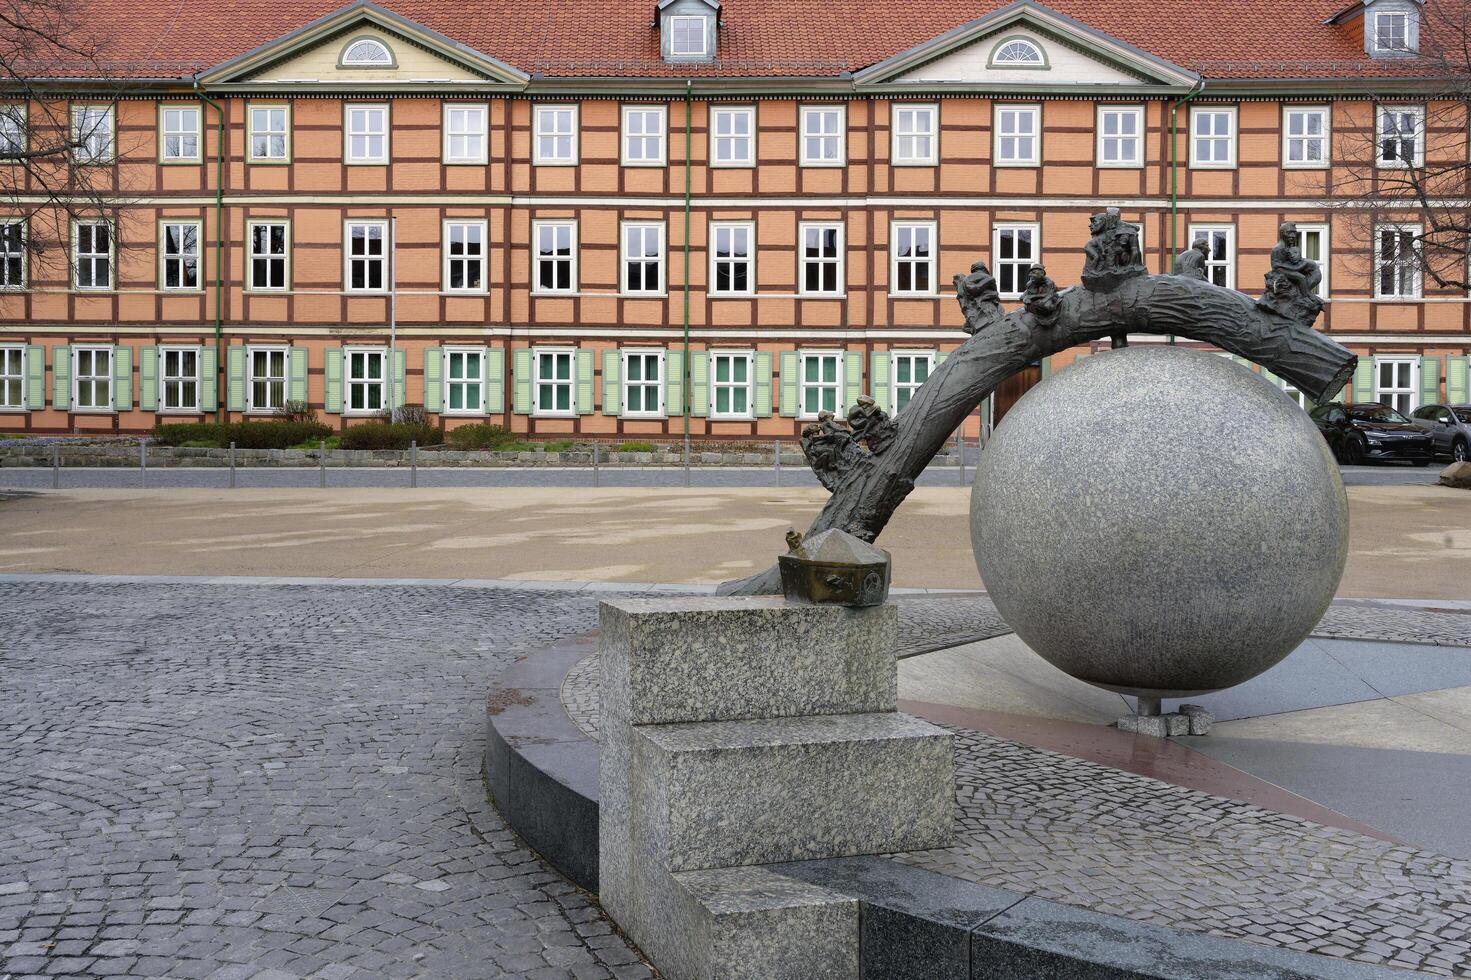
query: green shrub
446 423 520 450
616 441 657 452
541 439 576 452
338 422 443 451
152 420 332 450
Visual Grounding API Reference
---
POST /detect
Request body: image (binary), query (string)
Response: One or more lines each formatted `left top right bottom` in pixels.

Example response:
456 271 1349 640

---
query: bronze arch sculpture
719 211 1358 596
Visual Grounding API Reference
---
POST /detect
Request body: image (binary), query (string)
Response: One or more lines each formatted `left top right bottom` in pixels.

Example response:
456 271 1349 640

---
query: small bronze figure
785 528 803 552
1173 238 1211 280
847 394 897 454
800 410 864 491
954 261 1002 334
1081 208 1147 293
1256 222 1324 327
1021 264 1062 329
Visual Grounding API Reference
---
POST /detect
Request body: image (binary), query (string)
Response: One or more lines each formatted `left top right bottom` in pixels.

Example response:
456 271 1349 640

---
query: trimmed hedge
337 422 444 451
445 423 521 450
152 420 333 449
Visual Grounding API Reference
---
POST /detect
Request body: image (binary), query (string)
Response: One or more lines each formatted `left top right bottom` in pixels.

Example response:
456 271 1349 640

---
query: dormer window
1374 11 1408 51
990 37 1046 68
670 16 707 57
658 0 718 63
340 37 395 68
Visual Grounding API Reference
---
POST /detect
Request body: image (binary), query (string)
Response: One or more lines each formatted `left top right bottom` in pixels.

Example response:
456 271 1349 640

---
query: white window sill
444 289 490 297
621 413 667 421
710 162 755 170
0 406 30 413
443 159 489 167
1097 161 1144 170
890 292 940 300
344 160 390 167
74 287 114 293
246 158 290 165
1282 162 1331 170
620 292 669 300
69 408 117 415
798 293 847 300
532 159 580 167
442 411 488 417
620 161 669 169
532 412 577 419
1188 163 1237 171
160 157 203 165
531 290 580 298
892 160 938 168
245 288 289 294
157 409 203 415
799 161 847 169
160 288 205 295
710 414 755 422
710 292 756 300
344 290 390 296
993 160 1040 168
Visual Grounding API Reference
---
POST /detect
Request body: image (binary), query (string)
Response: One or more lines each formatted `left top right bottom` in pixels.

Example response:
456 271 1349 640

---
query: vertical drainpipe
682 79 693 455
1167 79 1205 346
193 79 226 422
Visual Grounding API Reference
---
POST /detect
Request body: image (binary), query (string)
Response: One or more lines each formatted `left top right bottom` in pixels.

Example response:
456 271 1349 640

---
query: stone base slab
1117 707 1214 737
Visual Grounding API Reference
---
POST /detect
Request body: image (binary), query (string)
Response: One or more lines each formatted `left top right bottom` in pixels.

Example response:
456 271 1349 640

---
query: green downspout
193 79 226 422
682 80 692 455
1167 80 1205 346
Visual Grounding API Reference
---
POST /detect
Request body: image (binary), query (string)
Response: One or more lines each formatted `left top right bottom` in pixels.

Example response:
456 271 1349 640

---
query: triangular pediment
199 1 528 87
855 1 1197 91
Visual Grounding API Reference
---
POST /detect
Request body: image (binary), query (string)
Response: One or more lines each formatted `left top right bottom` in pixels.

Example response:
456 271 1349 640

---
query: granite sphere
970 346 1348 698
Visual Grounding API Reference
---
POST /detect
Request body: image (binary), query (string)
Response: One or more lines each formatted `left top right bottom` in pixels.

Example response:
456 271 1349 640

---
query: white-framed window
161 221 201 291
709 350 753 420
622 350 665 418
669 15 708 57
73 220 112 290
248 105 289 162
800 106 846 166
70 105 113 163
1376 224 1421 299
0 345 23 409
341 37 394 66
710 222 754 296
160 346 200 412
891 221 936 296
1375 357 1420 414
443 104 488 164
247 346 288 413
160 106 200 162
800 222 844 296
800 351 843 418
534 348 574 417
1190 107 1236 168
622 106 667 166
248 221 288 291
1298 224 1329 298
533 220 577 295
1189 225 1235 289
710 106 754 167
345 348 387 414
992 223 1038 298
1375 11 1409 52
892 104 937 166
1097 106 1143 167
0 221 25 289
891 350 934 414
0 105 25 156
534 105 578 165
1377 105 1423 167
994 105 1039 166
345 104 388 164
443 220 485 293
1283 107 1329 168
621 222 665 295
444 347 486 415
345 220 388 293
72 346 112 411
990 37 1045 66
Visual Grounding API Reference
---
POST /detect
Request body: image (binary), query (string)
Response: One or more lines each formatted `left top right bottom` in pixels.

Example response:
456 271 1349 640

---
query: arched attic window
989 36 1047 68
340 37 396 68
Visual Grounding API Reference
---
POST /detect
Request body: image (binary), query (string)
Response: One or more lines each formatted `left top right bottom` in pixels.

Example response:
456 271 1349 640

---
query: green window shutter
199 347 218 412
52 345 70 409
226 346 247 412
112 346 132 411
602 349 621 416
25 345 45 409
689 352 709 418
485 348 505 413
778 351 799 417
325 347 343 413
869 351 891 412
935 350 950 365
576 349 595 415
1039 356 1052 380
139 347 158 412
843 352 863 411
753 352 773 417
1447 355 1470 405
665 350 684 416
392 349 407 409
1354 360 1374 402
512 349 532 414
289 348 308 404
423 347 443 413
1420 356 1441 406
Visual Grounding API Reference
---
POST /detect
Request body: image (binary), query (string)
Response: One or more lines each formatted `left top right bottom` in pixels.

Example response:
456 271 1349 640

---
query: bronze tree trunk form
717 272 1358 596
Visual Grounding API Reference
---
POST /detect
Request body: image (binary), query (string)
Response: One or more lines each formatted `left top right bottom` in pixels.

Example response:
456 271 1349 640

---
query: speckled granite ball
971 346 1348 698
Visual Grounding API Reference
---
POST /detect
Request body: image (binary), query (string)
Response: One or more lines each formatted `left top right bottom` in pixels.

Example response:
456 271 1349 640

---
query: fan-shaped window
990 37 1046 68
341 37 395 68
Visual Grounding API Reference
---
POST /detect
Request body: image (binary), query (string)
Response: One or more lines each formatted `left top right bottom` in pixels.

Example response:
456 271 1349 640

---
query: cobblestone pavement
895 727 1471 976
1317 603 1471 648
0 581 655 980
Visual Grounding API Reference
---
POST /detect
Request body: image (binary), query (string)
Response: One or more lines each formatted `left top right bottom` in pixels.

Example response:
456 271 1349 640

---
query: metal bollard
319 439 326 488
410 440 418 488
229 441 237 489
773 439 781 487
140 437 148 489
957 429 965 486
51 442 59 489
683 436 691 488
592 442 600 488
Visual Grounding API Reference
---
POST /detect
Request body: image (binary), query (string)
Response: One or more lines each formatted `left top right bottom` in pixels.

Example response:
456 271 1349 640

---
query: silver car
1409 403 1471 462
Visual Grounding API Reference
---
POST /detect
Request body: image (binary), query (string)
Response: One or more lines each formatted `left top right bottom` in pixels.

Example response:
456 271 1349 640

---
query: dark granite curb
483 633 1419 980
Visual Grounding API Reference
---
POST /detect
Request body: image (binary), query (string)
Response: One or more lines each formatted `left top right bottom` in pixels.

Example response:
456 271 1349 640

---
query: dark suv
1308 402 1434 466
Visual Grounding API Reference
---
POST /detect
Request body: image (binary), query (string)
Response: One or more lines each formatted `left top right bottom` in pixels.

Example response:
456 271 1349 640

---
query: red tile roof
30 0 1451 81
